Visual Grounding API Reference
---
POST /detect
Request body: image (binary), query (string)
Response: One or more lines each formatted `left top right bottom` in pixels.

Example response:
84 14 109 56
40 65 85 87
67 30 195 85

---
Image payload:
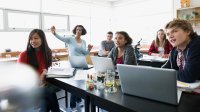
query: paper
74 68 96 80
140 55 167 62
47 67 73 75
177 81 190 88
46 67 75 78
177 80 200 91
74 70 88 80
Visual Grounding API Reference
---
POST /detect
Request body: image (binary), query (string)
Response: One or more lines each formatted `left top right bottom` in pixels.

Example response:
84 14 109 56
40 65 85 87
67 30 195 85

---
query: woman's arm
124 46 137 65
80 40 91 55
17 51 28 64
148 40 157 55
50 26 72 43
107 47 116 65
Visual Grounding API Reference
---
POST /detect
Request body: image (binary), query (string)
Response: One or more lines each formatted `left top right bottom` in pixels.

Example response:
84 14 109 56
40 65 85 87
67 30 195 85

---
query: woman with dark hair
17 29 60 112
108 31 137 65
148 29 173 57
51 25 93 56
162 19 200 83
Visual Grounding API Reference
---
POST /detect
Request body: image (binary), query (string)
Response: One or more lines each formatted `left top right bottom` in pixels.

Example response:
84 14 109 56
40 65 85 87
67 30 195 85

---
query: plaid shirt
176 49 185 70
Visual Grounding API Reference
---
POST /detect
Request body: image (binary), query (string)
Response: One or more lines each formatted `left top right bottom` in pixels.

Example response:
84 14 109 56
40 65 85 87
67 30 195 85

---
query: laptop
91 56 115 73
68 56 93 69
117 64 182 105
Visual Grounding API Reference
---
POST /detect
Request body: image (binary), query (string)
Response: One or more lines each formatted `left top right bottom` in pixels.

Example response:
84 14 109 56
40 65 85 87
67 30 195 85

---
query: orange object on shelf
181 0 190 8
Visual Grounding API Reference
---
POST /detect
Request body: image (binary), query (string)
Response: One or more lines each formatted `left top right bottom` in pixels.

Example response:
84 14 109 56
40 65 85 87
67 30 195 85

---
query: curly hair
115 31 132 45
72 25 87 35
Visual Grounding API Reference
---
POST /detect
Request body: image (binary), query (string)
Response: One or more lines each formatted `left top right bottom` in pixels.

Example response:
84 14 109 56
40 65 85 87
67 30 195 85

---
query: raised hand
50 26 56 35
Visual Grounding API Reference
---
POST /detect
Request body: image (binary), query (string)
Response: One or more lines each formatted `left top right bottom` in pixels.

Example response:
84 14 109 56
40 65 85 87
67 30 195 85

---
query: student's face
166 27 190 48
157 31 165 40
115 34 127 47
30 33 42 48
75 27 83 36
107 34 113 41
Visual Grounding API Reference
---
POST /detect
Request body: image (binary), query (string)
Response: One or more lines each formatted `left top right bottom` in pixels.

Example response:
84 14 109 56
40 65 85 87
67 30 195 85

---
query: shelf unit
177 6 200 34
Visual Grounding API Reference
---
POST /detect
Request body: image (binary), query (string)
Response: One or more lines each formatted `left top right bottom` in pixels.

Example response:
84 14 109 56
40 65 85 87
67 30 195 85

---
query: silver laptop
68 56 93 69
91 56 115 73
117 64 182 105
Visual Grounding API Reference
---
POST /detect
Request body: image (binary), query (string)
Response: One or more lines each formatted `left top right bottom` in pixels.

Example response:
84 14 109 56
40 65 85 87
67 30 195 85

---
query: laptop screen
117 64 180 105
68 56 93 69
91 56 115 73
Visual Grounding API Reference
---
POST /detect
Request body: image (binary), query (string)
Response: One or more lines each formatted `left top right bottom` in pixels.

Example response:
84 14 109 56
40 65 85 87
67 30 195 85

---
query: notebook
117 64 182 105
91 56 115 73
68 56 93 69
46 67 76 78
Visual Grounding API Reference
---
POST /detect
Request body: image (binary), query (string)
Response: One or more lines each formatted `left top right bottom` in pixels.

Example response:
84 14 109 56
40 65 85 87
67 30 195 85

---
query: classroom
0 0 200 112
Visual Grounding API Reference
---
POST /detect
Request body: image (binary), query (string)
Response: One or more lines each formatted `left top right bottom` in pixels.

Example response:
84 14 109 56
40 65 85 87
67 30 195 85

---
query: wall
173 0 200 34
0 0 112 52
111 0 173 45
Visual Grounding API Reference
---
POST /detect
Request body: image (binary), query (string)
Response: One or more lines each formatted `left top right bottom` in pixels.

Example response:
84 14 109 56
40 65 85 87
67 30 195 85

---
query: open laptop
68 56 93 69
91 56 115 73
117 64 182 105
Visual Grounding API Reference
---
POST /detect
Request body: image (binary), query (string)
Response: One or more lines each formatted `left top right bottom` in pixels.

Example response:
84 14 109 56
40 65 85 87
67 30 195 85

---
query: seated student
17 29 60 112
148 29 173 58
98 31 115 57
162 19 200 83
108 31 137 65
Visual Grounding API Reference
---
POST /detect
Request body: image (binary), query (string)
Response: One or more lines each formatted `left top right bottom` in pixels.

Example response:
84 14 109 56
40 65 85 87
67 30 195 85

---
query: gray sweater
107 45 137 65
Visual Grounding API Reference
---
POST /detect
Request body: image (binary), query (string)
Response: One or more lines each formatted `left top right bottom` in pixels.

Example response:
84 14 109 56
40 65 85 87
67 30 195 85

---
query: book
177 80 200 93
46 67 76 78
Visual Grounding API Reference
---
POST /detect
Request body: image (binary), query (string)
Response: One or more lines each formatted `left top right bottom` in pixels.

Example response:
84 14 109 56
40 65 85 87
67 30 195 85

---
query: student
162 19 200 83
98 31 115 57
50 25 93 56
17 29 60 112
148 29 173 57
108 31 137 65
51 25 93 110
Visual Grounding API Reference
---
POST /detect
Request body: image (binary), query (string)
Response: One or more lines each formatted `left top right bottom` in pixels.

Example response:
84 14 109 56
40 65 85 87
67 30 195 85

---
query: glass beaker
104 70 117 93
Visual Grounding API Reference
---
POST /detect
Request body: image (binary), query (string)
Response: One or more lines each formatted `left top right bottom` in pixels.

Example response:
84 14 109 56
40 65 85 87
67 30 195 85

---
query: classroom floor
57 89 107 112
57 89 84 112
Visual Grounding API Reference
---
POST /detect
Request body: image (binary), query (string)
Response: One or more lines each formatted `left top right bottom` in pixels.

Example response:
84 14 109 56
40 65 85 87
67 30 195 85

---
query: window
42 14 69 32
7 11 39 31
0 10 3 30
91 18 111 46
0 0 40 12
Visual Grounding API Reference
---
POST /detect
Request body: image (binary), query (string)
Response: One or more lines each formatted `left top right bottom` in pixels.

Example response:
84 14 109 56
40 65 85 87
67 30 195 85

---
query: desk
89 87 200 112
0 57 18 62
47 78 90 112
137 55 168 68
47 78 200 112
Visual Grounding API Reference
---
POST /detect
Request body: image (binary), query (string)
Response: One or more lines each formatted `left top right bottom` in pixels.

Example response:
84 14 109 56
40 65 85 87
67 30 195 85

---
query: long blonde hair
155 29 167 47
